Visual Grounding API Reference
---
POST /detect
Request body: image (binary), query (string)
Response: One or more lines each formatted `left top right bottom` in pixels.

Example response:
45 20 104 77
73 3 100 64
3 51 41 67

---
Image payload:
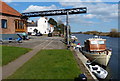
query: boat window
97 71 101 73
98 41 104 44
92 67 98 70
91 41 97 44
91 41 105 44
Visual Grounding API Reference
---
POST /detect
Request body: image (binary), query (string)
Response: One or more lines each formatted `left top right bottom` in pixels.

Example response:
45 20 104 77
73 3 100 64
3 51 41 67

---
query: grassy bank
1 45 31 66
8 49 81 79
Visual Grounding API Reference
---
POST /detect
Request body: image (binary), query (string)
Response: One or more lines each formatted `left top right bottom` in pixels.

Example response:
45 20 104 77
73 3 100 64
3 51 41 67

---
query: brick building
0 1 27 34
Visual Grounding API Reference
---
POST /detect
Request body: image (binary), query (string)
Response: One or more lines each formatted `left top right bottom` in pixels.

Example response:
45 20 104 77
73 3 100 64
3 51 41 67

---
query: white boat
71 35 78 40
88 64 108 79
75 43 81 49
80 36 112 66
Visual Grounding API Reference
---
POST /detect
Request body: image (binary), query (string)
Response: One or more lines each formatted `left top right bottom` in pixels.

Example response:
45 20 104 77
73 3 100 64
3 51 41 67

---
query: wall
27 26 38 35
0 15 20 34
0 15 27 34
37 17 49 34
49 24 54 33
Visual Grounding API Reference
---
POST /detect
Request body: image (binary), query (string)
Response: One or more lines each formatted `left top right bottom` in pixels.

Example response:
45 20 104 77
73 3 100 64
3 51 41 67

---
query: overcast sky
4 0 119 32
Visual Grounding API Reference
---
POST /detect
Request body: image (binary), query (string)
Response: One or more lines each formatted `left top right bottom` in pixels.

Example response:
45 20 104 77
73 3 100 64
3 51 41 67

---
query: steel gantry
22 7 87 46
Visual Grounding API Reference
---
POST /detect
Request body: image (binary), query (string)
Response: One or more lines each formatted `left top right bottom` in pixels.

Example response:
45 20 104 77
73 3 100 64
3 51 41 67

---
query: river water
73 34 120 80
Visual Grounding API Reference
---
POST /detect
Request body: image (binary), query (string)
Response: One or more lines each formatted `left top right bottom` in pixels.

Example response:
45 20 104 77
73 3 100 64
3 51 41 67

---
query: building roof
0 1 21 17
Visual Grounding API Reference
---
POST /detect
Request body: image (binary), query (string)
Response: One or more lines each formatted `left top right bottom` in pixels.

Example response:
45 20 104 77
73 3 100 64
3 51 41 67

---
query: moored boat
88 64 108 79
80 36 112 66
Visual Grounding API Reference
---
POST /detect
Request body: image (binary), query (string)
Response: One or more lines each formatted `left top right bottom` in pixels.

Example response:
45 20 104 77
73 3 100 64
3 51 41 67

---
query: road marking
33 40 48 49
42 40 53 49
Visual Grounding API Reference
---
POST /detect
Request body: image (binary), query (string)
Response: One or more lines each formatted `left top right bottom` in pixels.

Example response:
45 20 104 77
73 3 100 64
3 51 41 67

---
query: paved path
2 36 66 49
2 37 66 79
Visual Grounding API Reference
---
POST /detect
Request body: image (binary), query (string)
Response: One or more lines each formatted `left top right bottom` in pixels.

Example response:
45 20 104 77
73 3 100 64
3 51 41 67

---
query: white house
38 17 49 34
27 20 38 35
27 17 54 35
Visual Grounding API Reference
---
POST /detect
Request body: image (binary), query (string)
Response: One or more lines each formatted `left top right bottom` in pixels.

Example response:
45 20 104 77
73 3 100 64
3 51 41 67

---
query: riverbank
72 31 120 38
71 48 98 81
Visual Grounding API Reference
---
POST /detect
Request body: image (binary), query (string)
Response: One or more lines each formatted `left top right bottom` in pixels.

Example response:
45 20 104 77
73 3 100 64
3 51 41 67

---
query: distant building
49 24 54 33
27 21 38 35
38 17 49 34
0 1 27 34
27 17 54 35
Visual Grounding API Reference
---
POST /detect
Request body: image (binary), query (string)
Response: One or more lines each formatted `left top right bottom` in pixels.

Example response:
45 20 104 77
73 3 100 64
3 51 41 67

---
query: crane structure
22 7 87 17
22 7 87 46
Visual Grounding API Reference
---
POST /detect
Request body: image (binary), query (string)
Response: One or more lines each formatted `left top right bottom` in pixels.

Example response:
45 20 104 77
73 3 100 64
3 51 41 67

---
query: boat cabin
84 38 106 52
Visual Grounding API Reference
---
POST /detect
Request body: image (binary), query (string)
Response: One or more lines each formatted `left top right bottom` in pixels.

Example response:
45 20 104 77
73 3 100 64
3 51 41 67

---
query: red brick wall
0 16 19 34
0 15 20 34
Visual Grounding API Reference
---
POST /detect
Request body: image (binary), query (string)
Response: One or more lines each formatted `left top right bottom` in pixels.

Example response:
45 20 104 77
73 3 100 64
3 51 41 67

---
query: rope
88 52 103 64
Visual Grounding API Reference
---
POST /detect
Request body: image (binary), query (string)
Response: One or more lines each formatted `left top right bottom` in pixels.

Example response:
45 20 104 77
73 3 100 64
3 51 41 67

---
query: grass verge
8 49 81 79
2 45 31 66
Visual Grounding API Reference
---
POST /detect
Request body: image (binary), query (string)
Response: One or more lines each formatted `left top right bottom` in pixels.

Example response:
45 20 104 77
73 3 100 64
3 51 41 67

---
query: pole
64 21 66 38
66 11 70 46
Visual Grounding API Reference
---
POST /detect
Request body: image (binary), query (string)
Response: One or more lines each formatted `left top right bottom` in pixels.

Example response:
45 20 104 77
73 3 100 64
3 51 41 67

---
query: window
1 19 7 28
91 40 105 44
98 41 104 44
15 19 25 30
91 41 97 44
15 20 18 29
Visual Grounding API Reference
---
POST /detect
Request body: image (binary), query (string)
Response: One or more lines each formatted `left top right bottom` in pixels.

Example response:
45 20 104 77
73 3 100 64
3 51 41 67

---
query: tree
109 29 120 37
48 18 66 35
57 20 63 25
48 18 57 27
57 24 65 34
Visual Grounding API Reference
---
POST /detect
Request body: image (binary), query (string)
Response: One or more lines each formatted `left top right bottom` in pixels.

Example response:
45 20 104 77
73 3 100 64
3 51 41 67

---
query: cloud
23 4 58 12
83 14 96 18
59 2 118 22
69 15 98 25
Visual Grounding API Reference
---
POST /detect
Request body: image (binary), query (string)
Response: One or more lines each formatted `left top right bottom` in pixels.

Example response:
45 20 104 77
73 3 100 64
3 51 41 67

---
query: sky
3 0 119 32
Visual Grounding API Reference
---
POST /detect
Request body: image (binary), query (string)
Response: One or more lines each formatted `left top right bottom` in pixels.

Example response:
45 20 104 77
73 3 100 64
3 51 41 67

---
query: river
73 34 119 80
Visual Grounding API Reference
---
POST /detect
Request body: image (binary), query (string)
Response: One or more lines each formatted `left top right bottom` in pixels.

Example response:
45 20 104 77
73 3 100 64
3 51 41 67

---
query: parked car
48 33 52 37
36 33 42 36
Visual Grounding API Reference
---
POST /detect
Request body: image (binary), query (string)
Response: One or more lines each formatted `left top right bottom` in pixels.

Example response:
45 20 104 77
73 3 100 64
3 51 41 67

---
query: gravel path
2 36 66 79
